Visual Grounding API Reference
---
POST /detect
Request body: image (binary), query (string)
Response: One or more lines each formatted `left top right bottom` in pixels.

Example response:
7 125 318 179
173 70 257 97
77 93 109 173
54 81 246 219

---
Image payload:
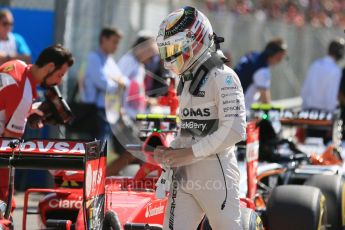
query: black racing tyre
267 185 327 230
102 210 122 230
305 175 345 230
197 207 263 230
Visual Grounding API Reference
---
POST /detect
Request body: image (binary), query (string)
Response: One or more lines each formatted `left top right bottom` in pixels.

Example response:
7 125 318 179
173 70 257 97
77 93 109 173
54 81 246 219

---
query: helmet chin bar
179 38 216 76
181 33 226 75
164 41 214 76
164 34 225 77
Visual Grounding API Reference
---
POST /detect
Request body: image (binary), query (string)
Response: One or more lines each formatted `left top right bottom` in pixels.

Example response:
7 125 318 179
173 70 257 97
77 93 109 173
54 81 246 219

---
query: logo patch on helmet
186 30 195 39
158 28 165 37
164 6 196 38
166 9 184 30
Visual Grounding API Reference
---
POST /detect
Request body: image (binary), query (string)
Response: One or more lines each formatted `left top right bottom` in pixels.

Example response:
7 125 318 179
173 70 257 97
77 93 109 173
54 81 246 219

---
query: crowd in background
205 0 345 28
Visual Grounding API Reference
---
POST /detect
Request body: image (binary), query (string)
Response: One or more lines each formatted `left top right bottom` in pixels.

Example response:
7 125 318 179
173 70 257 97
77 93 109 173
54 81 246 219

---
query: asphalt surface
13 192 40 230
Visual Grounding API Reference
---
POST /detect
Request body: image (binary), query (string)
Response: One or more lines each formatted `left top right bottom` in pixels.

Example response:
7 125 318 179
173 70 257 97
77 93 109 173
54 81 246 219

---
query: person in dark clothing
338 68 345 140
144 54 170 98
234 38 287 109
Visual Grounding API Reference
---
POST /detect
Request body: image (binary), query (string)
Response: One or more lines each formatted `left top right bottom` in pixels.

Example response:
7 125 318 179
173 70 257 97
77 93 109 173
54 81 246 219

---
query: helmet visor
158 42 183 62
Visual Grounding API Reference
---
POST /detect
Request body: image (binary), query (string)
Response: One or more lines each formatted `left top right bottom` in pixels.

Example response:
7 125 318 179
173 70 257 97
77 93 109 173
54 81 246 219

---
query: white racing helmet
156 6 214 75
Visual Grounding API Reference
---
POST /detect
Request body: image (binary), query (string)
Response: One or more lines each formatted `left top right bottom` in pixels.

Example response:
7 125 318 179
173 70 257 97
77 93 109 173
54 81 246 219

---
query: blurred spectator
118 34 159 119
80 26 125 140
309 10 332 27
107 34 159 176
249 0 288 19
205 0 226 11
144 54 170 98
283 2 305 27
206 0 345 28
333 11 345 28
234 37 287 109
0 9 31 65
301 38 345 112
230 0 253 15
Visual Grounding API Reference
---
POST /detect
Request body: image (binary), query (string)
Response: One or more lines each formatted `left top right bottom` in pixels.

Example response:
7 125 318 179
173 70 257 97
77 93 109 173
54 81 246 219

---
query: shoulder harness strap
177 52 228 96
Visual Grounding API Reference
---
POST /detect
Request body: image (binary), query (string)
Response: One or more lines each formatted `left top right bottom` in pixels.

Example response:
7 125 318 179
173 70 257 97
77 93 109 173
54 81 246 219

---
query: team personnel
300 38 344 143
338 68 345 139
118 35 159 119
154 6 246 229
0 9 31 65
234 38 287 109
301 38 345 112
0 44 74 209
81 26 126 140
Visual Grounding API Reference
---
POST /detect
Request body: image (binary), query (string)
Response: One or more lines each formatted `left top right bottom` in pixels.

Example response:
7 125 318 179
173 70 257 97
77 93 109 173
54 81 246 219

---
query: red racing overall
0 60 37 209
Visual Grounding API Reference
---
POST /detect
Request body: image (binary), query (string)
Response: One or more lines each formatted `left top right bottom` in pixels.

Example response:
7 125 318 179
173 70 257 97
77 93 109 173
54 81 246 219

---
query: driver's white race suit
164 58 246 230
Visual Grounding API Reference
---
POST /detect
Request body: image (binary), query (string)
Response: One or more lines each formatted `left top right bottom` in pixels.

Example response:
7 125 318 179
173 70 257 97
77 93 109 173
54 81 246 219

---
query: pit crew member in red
155 6 246 230
0 44 74 207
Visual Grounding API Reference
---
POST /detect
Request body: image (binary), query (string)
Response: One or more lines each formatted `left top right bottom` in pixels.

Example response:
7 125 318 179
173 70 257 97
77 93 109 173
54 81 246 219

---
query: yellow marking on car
256 214 263 230
136 114 178 121
136 114 147 120
318 195 326 230
251 103 283 111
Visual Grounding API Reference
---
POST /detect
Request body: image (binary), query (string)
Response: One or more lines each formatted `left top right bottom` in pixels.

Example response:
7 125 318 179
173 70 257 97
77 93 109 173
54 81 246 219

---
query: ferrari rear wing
0 138 87 170
0 137 107 230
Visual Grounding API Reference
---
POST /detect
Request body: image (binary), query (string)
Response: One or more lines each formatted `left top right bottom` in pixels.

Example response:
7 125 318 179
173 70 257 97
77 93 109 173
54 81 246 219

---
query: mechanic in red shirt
0 44 74 209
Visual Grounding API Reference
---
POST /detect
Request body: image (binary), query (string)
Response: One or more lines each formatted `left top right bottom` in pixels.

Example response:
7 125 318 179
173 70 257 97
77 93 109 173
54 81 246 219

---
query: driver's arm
192 70 246 157
1 82 27 137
